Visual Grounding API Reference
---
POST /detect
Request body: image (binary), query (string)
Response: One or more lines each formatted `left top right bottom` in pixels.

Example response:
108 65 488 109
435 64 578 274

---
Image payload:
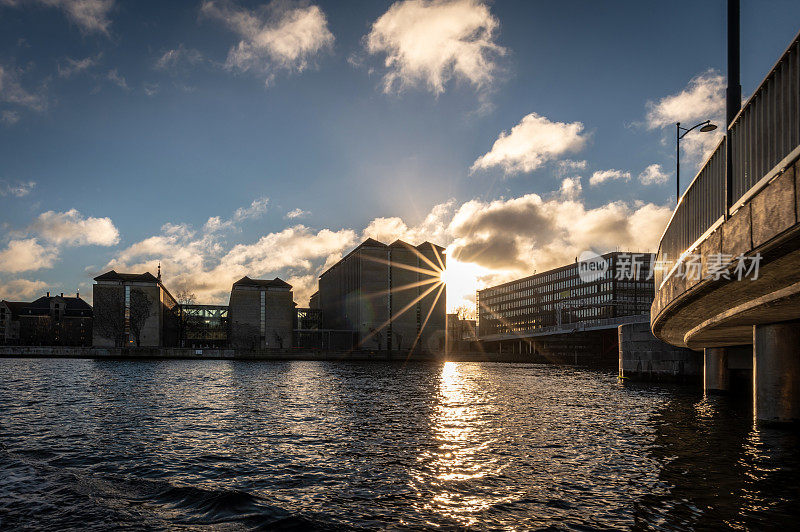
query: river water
0 359 797 530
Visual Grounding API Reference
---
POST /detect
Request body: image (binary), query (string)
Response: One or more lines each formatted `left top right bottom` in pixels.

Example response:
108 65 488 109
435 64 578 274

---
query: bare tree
230 322 259 349
129 288 152 347
94 286 125 346
455 305 476 321
175 289 197 346
175 289 196 306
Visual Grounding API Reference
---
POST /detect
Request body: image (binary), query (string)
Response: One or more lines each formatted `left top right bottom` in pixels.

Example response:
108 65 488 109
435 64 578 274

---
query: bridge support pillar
704 347 730 393
754 321 800 423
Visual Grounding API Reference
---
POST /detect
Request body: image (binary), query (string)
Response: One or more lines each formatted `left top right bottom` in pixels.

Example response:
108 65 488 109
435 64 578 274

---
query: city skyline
2 0 800 311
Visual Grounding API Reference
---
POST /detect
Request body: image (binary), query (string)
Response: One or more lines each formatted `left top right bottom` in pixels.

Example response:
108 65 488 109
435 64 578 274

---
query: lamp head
700 122 718 132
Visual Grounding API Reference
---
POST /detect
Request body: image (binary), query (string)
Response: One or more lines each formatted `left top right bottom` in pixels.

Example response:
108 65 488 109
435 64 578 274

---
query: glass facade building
180 304 229 348
477 252 654 338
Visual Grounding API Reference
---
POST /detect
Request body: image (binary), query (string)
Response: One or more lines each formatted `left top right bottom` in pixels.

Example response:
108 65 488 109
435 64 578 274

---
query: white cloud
589 169 631 186
362 200 454 246
1 0 114 35
646 69 725 167
365 0 504 95
143 82 159 97
447 195 670 274
99 190 670 312
106 69 128 90
647 69 725 129
106 223 357 306
559 177 582 199
201 0 334 85
0 278 48 300
1 110 20 124
471 112 587 175
154 44 204 71
285 207 309 219
28 209 119 246
204 196 269 232
556 159 587 176
0 238 58 273
0 180 35 197
0 64 47 112
639 163 670 185
58 54 100 78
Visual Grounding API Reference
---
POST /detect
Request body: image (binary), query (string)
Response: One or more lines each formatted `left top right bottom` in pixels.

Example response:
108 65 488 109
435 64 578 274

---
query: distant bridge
481 314 648 343
652 30 800 422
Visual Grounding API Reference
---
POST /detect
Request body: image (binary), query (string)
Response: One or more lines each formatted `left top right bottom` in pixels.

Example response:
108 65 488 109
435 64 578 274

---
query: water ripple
1 359 798 530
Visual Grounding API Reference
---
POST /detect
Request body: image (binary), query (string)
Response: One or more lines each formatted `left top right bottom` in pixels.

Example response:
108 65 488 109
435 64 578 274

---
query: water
0 359 797 530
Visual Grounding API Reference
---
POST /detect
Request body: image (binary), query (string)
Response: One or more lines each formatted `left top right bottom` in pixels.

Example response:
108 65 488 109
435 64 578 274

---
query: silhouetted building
180 304 229 348
1 293 92 346
92 270 179 347
228 276 294 349
0 301 24 345
477 252 654 337
318 238 446 353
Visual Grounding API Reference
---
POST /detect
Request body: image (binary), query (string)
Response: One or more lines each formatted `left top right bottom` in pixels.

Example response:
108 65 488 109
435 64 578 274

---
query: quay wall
1 346 540 363
619 322 702 382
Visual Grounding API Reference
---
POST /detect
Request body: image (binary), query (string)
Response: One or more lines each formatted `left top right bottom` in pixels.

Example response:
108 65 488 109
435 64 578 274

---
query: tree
230 322 259 349
175 289 196 306
175 289 197 347
94 286 125 346
454 305 476 320
128 288 153 347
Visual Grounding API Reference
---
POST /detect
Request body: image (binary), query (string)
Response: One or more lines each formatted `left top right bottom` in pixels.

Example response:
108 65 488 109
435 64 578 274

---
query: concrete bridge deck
652 30 800 422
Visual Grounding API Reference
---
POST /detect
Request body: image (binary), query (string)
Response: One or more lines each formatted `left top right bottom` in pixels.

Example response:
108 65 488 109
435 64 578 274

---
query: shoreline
0 346 552 364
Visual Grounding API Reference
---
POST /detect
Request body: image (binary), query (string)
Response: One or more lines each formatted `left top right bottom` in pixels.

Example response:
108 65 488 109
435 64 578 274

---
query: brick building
228 276 294 349
1 293 92 346
92 270 180 347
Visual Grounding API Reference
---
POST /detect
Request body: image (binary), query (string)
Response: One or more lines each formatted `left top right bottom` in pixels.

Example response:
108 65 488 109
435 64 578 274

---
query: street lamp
676 120 718 202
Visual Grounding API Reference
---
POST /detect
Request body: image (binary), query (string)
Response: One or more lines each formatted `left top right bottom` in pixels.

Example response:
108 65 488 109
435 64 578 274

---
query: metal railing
656 31 800 289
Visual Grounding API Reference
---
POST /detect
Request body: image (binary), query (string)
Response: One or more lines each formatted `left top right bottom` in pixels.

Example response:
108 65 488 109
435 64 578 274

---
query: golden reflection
409 362 514 527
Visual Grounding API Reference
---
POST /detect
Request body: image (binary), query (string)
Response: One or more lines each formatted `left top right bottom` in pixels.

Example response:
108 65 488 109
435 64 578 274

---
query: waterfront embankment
0 346 540 363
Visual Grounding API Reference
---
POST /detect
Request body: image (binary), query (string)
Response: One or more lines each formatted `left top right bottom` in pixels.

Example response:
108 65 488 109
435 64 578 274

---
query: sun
440 258 492 313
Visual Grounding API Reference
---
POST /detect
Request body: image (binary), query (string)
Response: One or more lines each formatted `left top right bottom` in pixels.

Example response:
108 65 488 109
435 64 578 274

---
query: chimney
77 291 80 299
47 291 50 297
60 293 64 297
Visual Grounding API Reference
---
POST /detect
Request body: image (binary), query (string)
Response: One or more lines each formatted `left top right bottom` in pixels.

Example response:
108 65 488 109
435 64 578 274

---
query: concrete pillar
754 321 800 423
704 347 730 393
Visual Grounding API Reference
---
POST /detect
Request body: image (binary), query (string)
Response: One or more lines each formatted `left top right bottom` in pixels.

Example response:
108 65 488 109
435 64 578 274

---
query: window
260 291 266 340
124 285 131 343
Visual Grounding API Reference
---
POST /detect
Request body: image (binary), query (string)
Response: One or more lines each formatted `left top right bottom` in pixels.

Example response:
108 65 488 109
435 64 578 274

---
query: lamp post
676 120 718 202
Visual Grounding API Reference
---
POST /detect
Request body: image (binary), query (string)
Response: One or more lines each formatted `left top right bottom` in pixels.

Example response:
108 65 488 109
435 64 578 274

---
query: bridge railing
655 32 800 289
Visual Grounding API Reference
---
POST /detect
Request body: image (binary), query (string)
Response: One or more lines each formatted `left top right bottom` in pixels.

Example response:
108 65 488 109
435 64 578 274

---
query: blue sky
1 0 799 309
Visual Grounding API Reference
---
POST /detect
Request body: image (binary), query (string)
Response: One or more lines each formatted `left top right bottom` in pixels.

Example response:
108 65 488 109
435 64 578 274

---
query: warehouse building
228 276 294 349
318 238 446 353
92 270 180 347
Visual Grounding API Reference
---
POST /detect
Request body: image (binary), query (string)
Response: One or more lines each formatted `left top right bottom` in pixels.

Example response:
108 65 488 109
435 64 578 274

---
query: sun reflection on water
410 361 515 527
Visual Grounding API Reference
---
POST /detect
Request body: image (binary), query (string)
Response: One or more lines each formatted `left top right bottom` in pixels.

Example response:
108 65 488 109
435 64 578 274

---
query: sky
1 0 799 311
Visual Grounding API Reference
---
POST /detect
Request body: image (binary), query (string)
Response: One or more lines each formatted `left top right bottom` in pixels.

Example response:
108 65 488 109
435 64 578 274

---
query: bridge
652 30 800 422
482 314 648 366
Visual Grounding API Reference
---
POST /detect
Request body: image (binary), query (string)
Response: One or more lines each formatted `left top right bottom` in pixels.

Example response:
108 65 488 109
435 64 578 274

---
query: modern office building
180 304 229 348
228 276 294 349
318 238 446 353
92 270 180 347
1 293 92 346
476 252 653 364
477 252 653 337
